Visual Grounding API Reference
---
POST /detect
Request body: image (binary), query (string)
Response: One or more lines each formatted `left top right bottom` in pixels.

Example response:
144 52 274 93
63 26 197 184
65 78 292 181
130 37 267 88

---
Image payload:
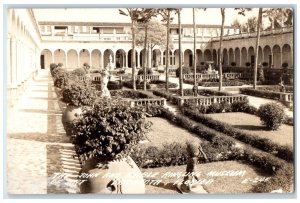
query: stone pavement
6 69 81 195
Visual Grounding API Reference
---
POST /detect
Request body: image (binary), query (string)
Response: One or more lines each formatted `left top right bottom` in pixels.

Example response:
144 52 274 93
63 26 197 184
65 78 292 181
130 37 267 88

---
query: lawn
144 117 205 148
143 160 269 194
207 112 293 149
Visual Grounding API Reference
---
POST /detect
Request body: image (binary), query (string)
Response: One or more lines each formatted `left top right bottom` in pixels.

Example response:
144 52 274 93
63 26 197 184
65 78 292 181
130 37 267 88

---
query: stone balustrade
123 98 166 107
136 74 160 81
223 73 242 79
183 73 219 80
168 68 177 75
280 92 293 107
176 95 248 106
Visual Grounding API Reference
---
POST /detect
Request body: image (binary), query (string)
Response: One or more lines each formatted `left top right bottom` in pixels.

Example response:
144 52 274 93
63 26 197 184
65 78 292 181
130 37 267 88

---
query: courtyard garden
45 62 294 194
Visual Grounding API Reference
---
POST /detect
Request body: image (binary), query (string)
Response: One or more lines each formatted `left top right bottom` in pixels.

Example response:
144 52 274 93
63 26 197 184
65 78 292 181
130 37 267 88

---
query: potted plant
61 79 97 124
70 98 152 194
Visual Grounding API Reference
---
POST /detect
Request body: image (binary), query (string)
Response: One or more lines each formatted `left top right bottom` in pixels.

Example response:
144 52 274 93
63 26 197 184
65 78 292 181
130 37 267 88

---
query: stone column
100 52 103 69
77 51 80 68
89 51 92 67
125 52 128 68
52 50 55 63
65 49 68 68
113 51 116 68
137 51 140 68
7 35 11 86
160 51 163 67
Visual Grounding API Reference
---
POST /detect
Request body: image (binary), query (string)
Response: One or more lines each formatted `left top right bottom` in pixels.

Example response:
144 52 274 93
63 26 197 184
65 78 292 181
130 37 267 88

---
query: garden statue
279 78 286 93
100 68 111 98
106 54 115 70
83 63 91 78
177 142 208 194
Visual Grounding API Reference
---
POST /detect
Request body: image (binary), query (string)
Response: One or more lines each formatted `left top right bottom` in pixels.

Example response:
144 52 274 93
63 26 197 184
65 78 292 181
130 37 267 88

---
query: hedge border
181 108 293 162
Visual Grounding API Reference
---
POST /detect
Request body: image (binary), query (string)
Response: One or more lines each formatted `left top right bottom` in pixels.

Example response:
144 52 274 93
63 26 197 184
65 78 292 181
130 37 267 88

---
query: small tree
258 103 285 130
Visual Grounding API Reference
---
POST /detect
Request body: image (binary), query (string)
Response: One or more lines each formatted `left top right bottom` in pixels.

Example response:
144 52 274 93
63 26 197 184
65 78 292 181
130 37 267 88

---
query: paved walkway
6 69 81 194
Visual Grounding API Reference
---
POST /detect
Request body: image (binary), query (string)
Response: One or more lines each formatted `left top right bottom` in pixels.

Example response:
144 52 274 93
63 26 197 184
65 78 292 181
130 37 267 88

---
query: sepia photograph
4 3 295 198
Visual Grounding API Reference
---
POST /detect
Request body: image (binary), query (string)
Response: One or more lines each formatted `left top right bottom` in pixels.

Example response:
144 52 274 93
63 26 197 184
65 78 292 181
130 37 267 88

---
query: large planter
62 105 82 124
79 156 145 194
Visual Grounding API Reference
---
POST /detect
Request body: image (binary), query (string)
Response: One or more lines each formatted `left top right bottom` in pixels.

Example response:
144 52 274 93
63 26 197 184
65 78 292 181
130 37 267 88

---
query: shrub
262 62 268 67
181 107 293 162
220 101 232 112
245 62 251 67
258 66 265 82
72 68 87 76
176 67 191 77
123 80 151 89
231 62 236 66
70 98 152 161
231 100 250 112
131 143 188 168
53 68 71 88
207 103 222 114
257 103 285 130
107 81 123 90
149 80 178 88
138 67 153 75
61 80 97 106
252 163 294 193
50 63 58 77
282 63 289 68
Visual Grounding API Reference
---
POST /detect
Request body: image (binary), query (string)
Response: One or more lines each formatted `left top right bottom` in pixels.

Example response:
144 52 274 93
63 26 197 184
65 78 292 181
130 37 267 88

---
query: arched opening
212 49 218 65
40 49 52 69
103 49 114 68
116 49 126 68
91 49 102 69
196 49 203 66
241 47 247 67
235 48 240 66
79 49 90 68
152 49 162 67
127 49 138 68
54 49 66 67
282 44 292 68
67 49 78 69
184 49 193 67
273 45 281 68
263 45 272 68
204 49 212 62
228 48 234 65
163 50 173 66
248 47 255 66
223 49 229 66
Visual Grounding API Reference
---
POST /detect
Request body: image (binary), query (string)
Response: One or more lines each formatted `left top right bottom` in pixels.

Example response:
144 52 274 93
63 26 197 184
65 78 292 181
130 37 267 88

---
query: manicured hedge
181 108 293 162
183 79 249 87
240 88 293 102
144 106 294 192
258 86 293 93
110 90 156 99
149 80 178 88
123 80 151 89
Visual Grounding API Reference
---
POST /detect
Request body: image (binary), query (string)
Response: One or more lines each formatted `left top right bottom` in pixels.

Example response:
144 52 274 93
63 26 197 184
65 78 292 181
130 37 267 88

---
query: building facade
6 8 294 107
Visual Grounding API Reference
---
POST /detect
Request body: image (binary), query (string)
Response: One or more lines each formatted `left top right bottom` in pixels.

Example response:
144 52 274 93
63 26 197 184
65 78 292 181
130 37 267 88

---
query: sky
32 8 265 27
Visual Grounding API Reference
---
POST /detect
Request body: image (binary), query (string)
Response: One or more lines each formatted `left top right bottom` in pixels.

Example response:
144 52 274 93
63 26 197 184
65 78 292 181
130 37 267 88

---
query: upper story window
41 25 45 32
115 28 124 34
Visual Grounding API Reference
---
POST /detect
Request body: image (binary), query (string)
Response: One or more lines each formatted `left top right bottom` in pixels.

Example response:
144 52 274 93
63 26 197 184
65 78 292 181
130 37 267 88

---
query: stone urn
62 105 82 124
79 156 145 194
